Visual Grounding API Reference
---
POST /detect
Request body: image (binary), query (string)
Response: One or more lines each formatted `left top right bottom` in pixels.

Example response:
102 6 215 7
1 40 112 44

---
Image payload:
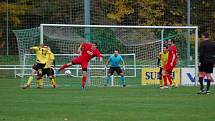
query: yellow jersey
158 51 168 68
30 46 52 64
45 51 55 68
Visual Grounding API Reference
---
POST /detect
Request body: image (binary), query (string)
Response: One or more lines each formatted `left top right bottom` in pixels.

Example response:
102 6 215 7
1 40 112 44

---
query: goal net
13 24 198 87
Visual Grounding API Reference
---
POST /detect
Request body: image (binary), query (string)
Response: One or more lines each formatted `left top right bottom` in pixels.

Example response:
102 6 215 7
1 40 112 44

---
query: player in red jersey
162 39 178 88
58 42 103 89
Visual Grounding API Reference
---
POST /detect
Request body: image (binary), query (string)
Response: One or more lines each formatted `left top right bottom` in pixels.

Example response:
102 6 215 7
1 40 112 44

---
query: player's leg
105 67 113 86
205 63 214 94
166 71 173 87
82 70 87 89
81 62 88 89
117 67 126 87
23 69 36 88
158 67 163 88
197 64 206 94
23 64 38 89
36 69 44 88
46 68 57 88
58 62 73 72
164 64 173 87
58 57 81 72
162 68 168 88
197 71 206 94
205 73 212 94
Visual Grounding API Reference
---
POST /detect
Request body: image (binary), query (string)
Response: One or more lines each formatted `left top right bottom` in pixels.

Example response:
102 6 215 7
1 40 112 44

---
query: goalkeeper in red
57 42 103 89
162 39 178 88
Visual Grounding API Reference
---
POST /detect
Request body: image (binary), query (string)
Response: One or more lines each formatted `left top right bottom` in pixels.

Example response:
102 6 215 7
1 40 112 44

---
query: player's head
114 50 119 57
41 44 49 52
91 42 98 50
163 45 168 53
167 39 174 46
201 32 209 41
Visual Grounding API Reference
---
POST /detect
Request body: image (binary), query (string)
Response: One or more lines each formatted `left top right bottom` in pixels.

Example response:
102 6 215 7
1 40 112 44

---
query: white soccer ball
65 70 71 76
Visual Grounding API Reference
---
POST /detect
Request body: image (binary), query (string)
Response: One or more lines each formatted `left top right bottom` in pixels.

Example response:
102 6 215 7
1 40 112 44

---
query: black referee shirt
199 39 215 63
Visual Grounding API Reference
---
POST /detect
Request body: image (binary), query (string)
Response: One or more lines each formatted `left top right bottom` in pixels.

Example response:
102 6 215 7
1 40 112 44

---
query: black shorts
199 62 213 73
42 68 54 77
32 63 46 71
109 67 123 75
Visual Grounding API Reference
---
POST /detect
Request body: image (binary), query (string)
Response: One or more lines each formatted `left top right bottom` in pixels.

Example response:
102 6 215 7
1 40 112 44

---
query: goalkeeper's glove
121 66 125 72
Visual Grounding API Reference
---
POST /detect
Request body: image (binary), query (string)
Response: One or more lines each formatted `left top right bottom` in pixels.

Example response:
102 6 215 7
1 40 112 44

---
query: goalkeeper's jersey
31 46 52 64
109 55 124 67
158 52 168 68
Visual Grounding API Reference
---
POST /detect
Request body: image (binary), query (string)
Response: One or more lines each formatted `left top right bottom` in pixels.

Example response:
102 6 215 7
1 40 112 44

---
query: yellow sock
159 80 163 87
173 81 177 87
36 79 44 87
27 76 33 85
50 78 56 85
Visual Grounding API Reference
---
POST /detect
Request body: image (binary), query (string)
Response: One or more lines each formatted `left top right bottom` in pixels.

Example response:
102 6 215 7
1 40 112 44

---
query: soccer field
0 78 215 121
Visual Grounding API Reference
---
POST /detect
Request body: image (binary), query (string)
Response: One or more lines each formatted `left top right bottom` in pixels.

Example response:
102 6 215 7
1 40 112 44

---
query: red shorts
71 57 89 70
164 63 176 73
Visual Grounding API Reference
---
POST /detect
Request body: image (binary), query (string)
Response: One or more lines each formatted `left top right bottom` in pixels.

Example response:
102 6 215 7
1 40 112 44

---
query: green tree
0 0 30 44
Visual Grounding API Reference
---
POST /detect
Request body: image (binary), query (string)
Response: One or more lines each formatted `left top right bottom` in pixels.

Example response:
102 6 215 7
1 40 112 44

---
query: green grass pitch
0 78 215 121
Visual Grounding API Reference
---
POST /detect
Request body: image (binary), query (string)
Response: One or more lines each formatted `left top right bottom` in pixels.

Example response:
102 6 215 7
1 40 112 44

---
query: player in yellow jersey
41 46 57 88
22 45 56 89
157 46 168 89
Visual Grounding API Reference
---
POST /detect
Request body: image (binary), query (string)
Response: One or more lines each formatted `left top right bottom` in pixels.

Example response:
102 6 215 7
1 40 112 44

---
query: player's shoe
197 89 206 95
22 84 30 89
205 90 210 95
164 86 169 89
37 86 43 89
160 86 164 89
123 84 126 87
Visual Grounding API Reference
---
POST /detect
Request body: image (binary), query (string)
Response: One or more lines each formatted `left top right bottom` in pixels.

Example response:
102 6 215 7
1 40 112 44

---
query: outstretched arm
96 50 103 62
30 46 39 51
77 43 83 54
121 58 125 69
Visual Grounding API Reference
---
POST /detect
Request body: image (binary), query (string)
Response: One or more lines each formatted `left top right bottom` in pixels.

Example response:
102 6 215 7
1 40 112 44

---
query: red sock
59 64 70 71
163 75 168 86
82 75 87 88
167 75 172 85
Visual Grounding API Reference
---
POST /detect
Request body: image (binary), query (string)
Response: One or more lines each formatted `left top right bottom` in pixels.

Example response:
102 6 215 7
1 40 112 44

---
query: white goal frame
40 24 199 85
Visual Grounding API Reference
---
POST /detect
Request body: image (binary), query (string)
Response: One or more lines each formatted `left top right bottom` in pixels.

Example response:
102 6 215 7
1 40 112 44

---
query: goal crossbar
40 24 198 29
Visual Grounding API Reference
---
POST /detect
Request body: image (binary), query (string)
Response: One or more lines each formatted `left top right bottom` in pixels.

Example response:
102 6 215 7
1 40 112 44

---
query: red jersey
167 45 178 64
80 42 102 62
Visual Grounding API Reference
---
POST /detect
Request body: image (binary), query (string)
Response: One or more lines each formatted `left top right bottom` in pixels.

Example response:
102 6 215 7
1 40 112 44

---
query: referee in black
198 32 215 94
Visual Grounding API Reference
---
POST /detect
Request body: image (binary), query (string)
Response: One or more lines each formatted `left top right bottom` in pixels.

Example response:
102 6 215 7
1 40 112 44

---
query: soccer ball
65 70 71 76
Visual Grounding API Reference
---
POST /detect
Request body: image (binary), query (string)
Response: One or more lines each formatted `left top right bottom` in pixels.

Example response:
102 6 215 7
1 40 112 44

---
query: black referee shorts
109 67 123 75
199 62 213 73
